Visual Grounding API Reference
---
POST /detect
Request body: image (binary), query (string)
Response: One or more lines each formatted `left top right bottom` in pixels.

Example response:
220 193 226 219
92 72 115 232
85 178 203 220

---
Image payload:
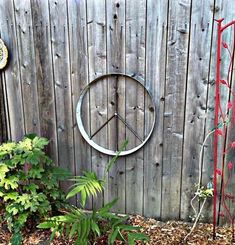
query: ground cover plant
0 135 70 245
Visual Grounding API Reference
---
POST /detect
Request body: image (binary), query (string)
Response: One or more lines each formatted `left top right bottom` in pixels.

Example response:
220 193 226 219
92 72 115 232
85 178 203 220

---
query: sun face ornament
0 39 8 69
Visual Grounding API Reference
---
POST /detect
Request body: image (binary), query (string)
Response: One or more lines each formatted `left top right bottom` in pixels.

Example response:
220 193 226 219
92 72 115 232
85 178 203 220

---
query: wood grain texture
13 0 40 135
86 0 108 209
144 0 168 218
125 0 146 215
67 0 92 209
48 0 75 202
180 0 214 221
0 0 25 140
106 0 126 213
31 0 58 163
0 73 7 143
161 0 191 220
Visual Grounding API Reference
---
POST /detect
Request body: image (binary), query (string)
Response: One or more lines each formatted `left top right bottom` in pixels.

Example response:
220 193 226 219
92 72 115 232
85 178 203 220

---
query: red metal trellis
214 18 235 240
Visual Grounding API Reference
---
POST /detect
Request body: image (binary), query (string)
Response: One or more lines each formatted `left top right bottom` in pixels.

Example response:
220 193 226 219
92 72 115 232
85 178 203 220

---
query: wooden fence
0 0 234 221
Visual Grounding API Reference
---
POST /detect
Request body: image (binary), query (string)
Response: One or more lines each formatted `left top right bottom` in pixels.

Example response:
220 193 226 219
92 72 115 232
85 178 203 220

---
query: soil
0 215 234 245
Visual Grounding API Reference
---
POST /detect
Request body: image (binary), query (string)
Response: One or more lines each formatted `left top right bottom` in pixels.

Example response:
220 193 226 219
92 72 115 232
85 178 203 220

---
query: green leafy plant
38 140 149 244
0 135 70 245
66 171 104 207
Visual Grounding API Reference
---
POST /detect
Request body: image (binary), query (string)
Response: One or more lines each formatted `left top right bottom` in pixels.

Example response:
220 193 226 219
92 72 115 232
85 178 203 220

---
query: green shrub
0 135 70 245
38 140 149 244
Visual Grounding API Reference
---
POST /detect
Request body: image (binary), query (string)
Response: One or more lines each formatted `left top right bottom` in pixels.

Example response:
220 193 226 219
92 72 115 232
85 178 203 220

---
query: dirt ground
0 215 234 245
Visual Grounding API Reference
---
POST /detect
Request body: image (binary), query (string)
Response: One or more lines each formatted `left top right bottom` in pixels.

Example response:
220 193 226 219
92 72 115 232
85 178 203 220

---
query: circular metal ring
76 73 156 156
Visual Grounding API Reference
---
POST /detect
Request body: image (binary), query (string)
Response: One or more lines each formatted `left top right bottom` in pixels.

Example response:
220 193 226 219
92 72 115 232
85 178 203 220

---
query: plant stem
184 198 207 241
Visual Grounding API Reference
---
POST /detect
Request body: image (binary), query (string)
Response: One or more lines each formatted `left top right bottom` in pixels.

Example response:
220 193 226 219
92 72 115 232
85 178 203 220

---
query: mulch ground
0 215 234 244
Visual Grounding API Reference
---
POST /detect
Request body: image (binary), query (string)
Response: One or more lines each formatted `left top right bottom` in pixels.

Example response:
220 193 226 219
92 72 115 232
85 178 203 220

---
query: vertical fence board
144 0 168 218
0 74 7 143
224 6 235 220
181 0 214 220
87 0 108 209
48 0 75 202
67 0 92 208
13 0 40 135
106 0 126 212
161 0 191 220
31 0 58 163
125 0 146 215
0 0 25 140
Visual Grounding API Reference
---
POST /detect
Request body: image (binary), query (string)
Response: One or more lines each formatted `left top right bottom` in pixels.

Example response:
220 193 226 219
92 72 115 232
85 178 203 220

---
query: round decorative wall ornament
0 39 8 69
76 73 156 156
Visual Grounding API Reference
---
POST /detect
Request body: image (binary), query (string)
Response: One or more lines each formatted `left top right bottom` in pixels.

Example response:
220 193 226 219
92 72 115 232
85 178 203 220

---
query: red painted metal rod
213 18 223 239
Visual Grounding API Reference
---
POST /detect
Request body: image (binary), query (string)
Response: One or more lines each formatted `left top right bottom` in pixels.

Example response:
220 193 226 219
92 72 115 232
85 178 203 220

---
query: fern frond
66 171 104 207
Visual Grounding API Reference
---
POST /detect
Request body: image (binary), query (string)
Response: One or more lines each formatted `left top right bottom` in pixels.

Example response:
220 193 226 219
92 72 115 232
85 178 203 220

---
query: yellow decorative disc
0 39 8 69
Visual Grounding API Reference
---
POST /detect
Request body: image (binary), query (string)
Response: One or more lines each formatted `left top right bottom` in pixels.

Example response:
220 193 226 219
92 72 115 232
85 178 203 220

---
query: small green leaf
69 222 78 238
118 224 141 231
108 228 119 245
3 192 18 201
128 232 149 245
37 221 56 229
24 133 37 140
66 185 83 199
2 175 19 189
0 164 9 180
17 213 28 226
10 232 23 245
98 198 118 215
32 136 49 149
81 189 87 207
91 220 100 236
6 204 18 215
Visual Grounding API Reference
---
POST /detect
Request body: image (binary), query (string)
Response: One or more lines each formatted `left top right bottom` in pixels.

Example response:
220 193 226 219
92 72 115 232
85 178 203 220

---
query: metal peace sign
76 73 156 156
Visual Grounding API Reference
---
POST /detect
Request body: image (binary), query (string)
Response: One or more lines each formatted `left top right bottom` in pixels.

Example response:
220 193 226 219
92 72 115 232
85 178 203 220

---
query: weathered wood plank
13 0 40 135
0 0 25 140
0 73 7 143
48 0 75 202
86 0 108 209
180 0 214 221
106 0 126 213
161 0 191 220
30 0 58 163
144 0 168 218
125 0 146 215
67 0 92 209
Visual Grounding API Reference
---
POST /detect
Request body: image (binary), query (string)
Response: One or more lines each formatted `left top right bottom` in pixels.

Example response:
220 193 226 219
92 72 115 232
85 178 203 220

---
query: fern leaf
108 228 119 245
80 189 87 207
66 171 104 207
69 222 78 239
91 220 100 236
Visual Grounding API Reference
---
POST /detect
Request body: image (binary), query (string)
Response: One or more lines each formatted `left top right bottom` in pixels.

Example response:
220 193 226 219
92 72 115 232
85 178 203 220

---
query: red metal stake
213 18 223 240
